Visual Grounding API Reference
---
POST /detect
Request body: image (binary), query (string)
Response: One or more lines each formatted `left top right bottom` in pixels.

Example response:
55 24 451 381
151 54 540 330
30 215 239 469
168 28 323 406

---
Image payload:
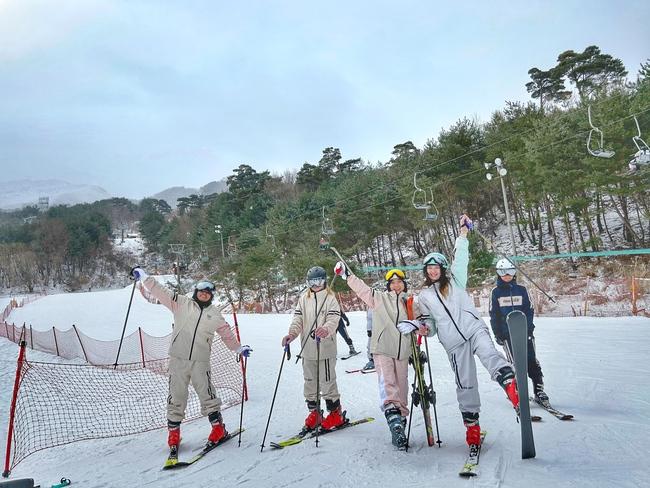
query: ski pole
423 336 442 447
237 355 248 447
294 275 338 363
314 337 321 448
114 278 137 369
474 228 556 303
260 344 291 452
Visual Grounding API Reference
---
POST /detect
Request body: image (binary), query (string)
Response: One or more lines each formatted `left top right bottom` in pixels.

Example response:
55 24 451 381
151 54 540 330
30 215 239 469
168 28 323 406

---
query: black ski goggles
195 281 216 293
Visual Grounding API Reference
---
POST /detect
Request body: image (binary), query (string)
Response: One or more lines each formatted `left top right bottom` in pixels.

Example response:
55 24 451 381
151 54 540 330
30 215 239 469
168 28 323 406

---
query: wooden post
72 325 89 363
52 326 59 356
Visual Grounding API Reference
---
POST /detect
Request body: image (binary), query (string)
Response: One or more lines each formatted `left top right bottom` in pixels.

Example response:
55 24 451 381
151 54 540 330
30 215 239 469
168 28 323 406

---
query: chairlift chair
587 105 615 159
632 116 650 166
423 189 439 221
412 173 432 211
319 234 330 251
321 207 336 235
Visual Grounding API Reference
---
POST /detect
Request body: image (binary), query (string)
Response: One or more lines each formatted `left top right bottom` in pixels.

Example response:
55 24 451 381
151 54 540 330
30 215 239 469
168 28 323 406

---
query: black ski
506 310 536 459
162 429 242 470
459 431 487 477
530 397 574 420
270 417 374 449
341 351 361 360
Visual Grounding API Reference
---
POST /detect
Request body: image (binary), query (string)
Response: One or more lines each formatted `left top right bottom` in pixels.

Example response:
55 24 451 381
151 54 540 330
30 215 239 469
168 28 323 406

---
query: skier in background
336 310 359 357
490 258 549 403
413 215 518 449
281 266 347 432
130 267 252 449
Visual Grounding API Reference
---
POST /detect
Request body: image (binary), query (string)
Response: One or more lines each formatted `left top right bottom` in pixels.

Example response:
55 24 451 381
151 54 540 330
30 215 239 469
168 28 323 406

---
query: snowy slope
1 290 649 488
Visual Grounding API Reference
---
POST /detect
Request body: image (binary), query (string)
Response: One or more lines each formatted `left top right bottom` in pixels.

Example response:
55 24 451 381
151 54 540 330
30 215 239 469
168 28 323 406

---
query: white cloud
0 0 112 60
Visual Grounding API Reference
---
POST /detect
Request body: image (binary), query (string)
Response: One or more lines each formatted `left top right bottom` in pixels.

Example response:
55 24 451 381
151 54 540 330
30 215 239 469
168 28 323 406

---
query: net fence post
232 308 248 401
3 341 27 478
72 325 89 363
52 326 59 356
138 327 146 368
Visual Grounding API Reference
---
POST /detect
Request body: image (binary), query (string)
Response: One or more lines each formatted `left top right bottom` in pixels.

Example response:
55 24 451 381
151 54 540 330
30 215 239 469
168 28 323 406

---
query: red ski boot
167 427 180 448
208 422 227 444
321 407 347 431
304 409 323 430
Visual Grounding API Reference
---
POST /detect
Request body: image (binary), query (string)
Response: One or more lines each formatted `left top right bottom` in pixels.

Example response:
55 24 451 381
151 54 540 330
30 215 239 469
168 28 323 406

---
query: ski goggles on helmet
195 281 216 293
423 252 449 269
496 268 517 277
384 269 406 282
307 277 326 288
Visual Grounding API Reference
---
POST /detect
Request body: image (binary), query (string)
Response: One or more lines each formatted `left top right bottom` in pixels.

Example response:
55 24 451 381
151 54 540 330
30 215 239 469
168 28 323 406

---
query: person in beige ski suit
281 266 346 432
334 263 424 448
131 267 251 448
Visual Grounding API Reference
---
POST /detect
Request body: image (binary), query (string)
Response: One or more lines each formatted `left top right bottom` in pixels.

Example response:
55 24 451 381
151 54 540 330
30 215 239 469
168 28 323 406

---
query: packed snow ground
1 288 649 488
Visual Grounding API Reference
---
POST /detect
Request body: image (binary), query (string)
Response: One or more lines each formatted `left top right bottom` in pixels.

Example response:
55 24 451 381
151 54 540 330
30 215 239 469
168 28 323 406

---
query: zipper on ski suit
188 307 204 360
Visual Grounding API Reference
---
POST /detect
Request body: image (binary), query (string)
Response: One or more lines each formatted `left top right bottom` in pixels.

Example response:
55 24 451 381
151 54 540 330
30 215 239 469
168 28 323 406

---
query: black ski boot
385 406 407 449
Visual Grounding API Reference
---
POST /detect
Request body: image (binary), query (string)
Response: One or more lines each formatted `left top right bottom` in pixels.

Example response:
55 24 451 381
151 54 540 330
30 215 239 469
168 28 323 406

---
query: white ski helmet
495 258 516 277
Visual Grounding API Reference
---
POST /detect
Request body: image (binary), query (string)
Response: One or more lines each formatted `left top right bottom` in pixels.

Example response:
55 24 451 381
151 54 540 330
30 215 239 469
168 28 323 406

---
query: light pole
214 225 225 259
485 157 517 257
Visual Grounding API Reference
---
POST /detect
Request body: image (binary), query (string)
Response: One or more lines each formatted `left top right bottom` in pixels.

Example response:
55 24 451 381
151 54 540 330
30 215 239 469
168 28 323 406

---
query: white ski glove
130 266 148 282
334 261 350 280
397 320 420 335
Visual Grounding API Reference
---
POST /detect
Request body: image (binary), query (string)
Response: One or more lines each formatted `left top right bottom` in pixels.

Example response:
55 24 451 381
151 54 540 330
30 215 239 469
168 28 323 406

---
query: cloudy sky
0 0 648 198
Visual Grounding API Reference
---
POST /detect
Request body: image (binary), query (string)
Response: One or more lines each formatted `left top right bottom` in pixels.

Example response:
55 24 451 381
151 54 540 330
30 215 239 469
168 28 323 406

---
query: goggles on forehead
195 281 216 292
385 269 406 282
496 268 516 277
307 277 326 288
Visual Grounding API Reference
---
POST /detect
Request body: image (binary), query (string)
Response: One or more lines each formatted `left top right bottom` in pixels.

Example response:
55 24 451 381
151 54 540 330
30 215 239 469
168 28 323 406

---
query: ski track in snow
0 289 649 487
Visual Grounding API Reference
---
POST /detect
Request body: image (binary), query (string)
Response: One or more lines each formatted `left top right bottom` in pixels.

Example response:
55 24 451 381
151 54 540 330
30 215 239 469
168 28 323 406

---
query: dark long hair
423 266 451 298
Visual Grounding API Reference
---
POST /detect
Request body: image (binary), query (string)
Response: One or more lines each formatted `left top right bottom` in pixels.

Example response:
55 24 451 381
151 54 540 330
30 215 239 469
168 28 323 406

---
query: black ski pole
423 336 442 447
474 228 556 303
114 278 137 369
294 275 338 363
314 336 322 448
260 344 291 452
237 355 248 447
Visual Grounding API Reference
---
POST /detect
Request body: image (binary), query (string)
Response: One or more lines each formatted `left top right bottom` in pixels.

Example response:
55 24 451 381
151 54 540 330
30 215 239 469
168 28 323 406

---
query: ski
341 351 361 360
34 479 72 488
409 336 435 447
530 397 574 420
162 429 242 470
459 431 487 477
345 367 376 374
270 417 374 449
506 310 536 459
163 444 180 469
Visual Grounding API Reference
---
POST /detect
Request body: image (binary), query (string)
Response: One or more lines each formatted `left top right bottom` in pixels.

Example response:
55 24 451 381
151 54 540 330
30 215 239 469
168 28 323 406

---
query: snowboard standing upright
506 310 536 459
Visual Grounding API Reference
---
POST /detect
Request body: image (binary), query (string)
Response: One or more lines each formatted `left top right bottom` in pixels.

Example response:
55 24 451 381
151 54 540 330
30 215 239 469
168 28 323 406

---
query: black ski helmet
306 266 327 281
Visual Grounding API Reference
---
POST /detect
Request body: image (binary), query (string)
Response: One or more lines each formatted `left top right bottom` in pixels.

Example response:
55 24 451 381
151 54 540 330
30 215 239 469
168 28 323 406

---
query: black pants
337 321 353 346
503 335 544 387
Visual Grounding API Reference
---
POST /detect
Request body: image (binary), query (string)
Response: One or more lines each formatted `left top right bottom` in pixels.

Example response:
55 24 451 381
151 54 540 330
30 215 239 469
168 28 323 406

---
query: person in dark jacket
336 311 358 356
489 258 548 402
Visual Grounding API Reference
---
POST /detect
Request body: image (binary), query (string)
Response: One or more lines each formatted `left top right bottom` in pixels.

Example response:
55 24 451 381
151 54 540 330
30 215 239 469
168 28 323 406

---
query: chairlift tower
485 158 517 257
168 243 186 293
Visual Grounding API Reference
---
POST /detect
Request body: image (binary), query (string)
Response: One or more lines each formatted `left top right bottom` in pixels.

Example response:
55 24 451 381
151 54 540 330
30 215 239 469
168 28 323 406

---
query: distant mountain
0 179 112 210
151 180 228 208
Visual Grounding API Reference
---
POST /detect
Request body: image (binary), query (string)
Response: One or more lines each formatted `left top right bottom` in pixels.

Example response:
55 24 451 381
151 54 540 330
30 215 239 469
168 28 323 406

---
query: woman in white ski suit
416 216 517 446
